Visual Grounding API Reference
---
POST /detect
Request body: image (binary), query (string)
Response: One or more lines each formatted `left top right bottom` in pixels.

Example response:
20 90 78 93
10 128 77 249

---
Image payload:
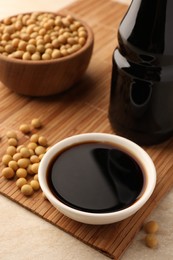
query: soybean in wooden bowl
0 12 94 96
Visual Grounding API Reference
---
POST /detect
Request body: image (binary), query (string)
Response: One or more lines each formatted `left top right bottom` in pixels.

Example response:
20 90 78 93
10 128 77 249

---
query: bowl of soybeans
0 11 94 96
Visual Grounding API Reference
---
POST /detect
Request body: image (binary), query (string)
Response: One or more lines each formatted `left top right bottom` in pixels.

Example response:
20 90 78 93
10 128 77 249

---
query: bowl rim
0 11 94 65
38 133 156 224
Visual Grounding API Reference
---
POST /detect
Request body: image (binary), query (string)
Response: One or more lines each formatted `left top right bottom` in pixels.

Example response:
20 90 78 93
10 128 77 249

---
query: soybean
6 130 17 139
19 124 30 134
21 184 33 196
31 118 42 128
8 137 18 146
16 168 27 178
2 154 12 165
2 167 15 179
144 234 158 249
30 180 40 190
143 220 159 234
16 177 27 188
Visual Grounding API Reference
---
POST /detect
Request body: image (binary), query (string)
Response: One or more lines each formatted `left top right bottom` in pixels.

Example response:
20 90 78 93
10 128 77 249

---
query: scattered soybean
1 118 48 197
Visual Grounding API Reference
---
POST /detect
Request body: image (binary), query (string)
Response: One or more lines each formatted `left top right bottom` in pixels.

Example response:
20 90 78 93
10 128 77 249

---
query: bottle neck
119 0 173 54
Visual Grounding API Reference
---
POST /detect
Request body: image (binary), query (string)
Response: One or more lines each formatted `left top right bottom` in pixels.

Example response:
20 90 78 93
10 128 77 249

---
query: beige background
1 1 173 260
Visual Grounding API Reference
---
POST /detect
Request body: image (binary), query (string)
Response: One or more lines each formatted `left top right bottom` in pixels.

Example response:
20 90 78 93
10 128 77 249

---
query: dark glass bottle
109 0 173 145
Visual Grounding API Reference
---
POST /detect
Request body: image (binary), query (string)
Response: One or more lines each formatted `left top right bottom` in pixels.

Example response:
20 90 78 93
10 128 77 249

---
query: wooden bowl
0 13 94 96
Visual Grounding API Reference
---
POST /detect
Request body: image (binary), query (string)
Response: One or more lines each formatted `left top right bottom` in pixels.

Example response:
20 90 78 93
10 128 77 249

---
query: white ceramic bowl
38 133 156 225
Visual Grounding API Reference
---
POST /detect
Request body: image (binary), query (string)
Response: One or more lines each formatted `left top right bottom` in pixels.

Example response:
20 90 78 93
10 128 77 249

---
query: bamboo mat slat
1 1 173 259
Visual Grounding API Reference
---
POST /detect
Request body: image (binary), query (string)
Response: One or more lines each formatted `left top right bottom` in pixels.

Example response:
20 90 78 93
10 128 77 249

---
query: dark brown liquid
109 0 173 145
47 142 144 213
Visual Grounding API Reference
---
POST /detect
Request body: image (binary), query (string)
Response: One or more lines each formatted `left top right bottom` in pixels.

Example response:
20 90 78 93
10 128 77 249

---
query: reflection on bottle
125 0 167 53
139 54 156 63
130 79 152 118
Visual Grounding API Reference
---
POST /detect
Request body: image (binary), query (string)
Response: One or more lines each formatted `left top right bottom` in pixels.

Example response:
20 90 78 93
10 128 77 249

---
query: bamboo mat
1 0 173 259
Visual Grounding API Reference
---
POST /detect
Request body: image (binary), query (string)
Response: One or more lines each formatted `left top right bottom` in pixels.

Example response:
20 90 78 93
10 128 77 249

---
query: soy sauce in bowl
47 141 144 213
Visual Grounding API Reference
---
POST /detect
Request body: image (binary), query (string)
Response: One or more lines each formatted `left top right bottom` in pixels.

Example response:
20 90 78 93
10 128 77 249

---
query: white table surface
1 1 173 260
